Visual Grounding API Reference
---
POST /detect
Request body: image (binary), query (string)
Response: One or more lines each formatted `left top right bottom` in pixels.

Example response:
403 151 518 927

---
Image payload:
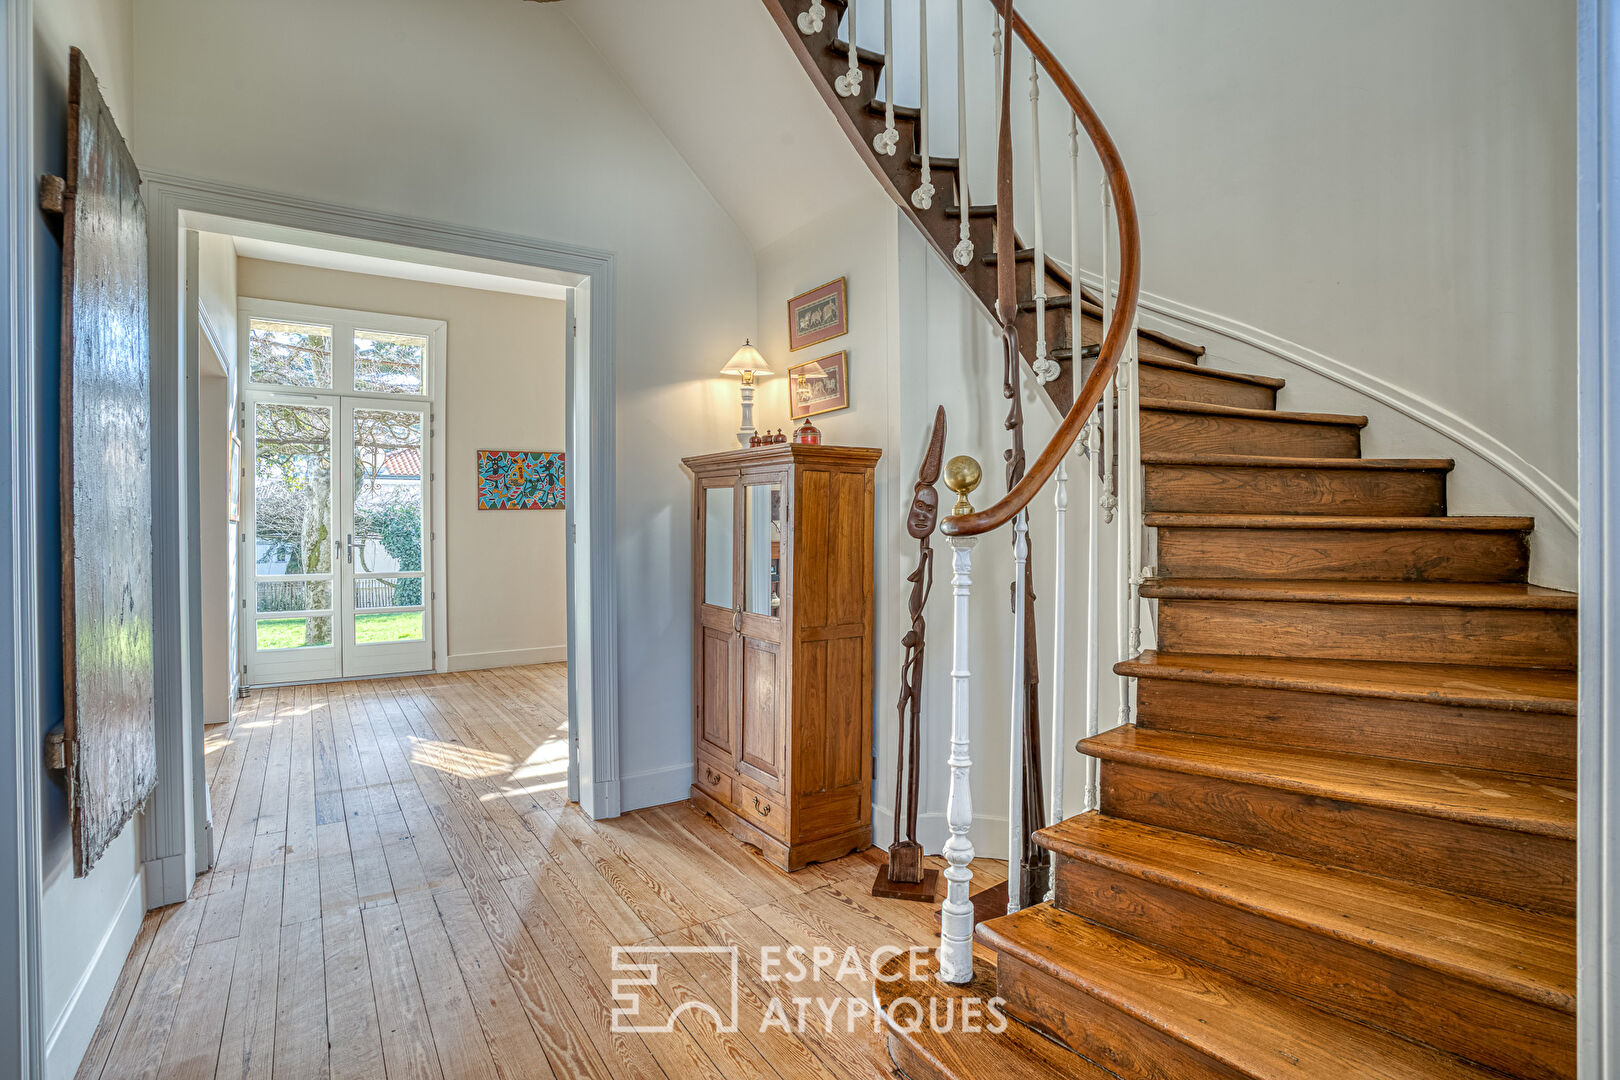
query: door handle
733 609 742 634
345 533 365 566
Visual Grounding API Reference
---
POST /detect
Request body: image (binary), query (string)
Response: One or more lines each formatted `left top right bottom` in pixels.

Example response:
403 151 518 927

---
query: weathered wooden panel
58 48 155 877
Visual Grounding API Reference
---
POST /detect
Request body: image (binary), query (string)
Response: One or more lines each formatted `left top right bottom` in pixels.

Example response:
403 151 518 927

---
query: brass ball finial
943 455 982 515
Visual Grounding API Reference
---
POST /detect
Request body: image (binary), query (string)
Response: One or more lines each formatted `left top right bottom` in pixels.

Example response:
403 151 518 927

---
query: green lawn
257 611 423 650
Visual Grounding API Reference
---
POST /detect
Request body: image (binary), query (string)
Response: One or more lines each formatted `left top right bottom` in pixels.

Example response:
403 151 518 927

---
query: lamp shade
721 339 773 377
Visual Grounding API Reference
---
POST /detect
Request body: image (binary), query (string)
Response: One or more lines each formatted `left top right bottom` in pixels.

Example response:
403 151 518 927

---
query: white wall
235 257 570 671
33 3 148 1077
197 232 238 719
133 0 759 810
943 0 1578 567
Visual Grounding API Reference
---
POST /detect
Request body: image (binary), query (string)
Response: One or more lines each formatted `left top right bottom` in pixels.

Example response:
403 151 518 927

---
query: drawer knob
705 767 720 785
753 795 772 816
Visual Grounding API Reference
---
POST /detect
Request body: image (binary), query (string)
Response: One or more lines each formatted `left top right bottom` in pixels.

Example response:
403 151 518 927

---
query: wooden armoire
683 443 882 871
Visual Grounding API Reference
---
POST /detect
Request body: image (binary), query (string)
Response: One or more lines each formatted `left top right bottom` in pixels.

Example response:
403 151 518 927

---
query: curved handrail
941 4 1141 537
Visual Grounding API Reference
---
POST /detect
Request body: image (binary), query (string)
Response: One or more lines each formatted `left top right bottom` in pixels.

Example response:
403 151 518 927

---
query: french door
242 392 434 685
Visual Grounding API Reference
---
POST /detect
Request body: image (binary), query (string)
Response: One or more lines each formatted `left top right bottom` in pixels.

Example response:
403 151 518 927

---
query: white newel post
953 0 973 264
1046 460 1068 901
1007 510 1028 915
940 533 980 985
913 0 935 208
836 0 863 97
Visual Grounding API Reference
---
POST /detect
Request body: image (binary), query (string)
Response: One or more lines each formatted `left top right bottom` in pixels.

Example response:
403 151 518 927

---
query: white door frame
2 0 44 1073
141 172 621 909
1578 1 1620 1074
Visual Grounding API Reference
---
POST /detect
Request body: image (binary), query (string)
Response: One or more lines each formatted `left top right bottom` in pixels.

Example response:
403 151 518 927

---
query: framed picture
788 351 850 420
477 449 566 510
787 277 848 351
227 432 241 523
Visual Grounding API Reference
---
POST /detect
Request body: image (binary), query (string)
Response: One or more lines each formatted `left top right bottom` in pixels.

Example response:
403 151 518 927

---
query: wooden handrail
942 4 1141 537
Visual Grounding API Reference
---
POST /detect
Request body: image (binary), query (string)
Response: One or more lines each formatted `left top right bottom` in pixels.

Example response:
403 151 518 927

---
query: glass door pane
246 397 340 683
342 402 432 677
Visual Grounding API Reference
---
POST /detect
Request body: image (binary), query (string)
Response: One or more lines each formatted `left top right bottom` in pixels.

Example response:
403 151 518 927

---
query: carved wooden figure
873 407 947 902
41 49 156 877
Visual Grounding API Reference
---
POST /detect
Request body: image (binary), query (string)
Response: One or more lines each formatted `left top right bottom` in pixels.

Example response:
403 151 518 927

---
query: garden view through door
241 304 440 686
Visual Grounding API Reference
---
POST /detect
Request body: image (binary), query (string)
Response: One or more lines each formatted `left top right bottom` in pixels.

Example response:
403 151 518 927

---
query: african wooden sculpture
872 406 947 902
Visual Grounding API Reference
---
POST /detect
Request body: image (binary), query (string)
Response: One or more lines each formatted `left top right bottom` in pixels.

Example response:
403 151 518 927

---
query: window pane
253 402 333 579
354 330 427 395
355 612 424 644
355 576 423 610
256 580 332 613
257 616 333 650
249 319 333 388
744 483 781 617
352 409 424 576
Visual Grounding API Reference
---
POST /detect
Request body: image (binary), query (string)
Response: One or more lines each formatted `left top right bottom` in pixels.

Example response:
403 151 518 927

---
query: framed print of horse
786 277 847 351
41 49 157 877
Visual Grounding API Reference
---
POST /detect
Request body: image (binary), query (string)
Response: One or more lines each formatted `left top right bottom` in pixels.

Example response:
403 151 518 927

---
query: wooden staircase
762 2 1577 1077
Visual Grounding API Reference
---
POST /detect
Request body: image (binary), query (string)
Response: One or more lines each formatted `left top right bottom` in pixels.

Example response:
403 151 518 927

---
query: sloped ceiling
562 0 877 251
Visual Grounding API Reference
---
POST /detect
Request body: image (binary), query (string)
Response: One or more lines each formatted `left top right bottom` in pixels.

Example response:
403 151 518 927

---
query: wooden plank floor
77 665 1007 1080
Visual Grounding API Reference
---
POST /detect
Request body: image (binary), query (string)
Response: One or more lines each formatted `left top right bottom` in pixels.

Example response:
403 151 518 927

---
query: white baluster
1007 510 1028 915
1099 178 1117 526
1117 319 1139 726
798 0 826 34
1046 459 1067 902
952 0 973 264
1083 407 1102 807
940 532 980 985
835 0 863 97
912 0 935 208
873 0 899 155
1030 59 1058 385
1125 315 1145 662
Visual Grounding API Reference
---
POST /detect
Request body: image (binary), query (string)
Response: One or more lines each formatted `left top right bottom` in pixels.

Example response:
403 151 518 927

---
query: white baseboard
873 803 1013 862
44 872 144 1080
619 762 694 813
447 646 567 672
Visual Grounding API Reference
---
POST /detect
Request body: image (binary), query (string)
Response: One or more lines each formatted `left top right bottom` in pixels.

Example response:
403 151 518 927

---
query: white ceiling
563 0 878 252
230 235 571 299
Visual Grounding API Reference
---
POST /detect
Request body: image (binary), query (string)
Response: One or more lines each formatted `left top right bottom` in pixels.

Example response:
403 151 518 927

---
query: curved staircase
762 2 1577 1077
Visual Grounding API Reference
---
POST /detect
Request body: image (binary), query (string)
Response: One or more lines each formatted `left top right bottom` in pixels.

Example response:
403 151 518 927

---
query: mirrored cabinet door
703 484 736 610
744 482 782 618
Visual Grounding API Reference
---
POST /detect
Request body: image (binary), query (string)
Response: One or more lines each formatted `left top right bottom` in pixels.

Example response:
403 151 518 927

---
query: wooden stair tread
1140 397 1367 427
978 904 1509 1080
825 38 886 65
1087 353 1283 387
1141 577 1578 609
1079 727 1576 840
1145 513 1534 531
1037 813 1575 1011
1143 451 1454 470
1116 650 1577 713
874 951 1115 1080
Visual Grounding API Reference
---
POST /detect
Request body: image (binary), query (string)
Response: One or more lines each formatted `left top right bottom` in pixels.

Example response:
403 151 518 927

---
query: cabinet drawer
694 754 732 804
735 777 787 841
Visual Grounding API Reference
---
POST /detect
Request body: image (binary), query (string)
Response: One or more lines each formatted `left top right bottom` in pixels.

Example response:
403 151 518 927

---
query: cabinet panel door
698 622 736 759
738 638 783 789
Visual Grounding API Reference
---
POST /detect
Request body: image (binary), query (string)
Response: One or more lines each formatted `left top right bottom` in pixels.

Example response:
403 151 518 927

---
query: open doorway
139 179 621 906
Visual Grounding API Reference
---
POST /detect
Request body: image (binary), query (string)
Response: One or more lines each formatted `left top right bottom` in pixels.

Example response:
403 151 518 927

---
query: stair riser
995 955 1248 1080
1140 411 1360 458
1053 860 1575 1080
1098 760 1577 914
1155 598 1577 668
1076 309 1205 366
1155 525 1529 582
1143 464 1447 515
1135 678 1577 779
1140 366 1276 410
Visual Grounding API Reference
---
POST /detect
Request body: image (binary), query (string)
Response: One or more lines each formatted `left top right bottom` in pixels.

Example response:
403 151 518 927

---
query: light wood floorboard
76 664 1004 1080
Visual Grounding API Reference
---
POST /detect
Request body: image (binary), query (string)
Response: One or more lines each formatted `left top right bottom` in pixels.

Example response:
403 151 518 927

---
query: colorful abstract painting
477 449 565 510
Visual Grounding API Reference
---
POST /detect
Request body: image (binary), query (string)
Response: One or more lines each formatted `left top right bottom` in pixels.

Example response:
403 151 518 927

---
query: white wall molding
617 763 690 814
1068 265 1579 537
41 872 141 1080
447 646 567 672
